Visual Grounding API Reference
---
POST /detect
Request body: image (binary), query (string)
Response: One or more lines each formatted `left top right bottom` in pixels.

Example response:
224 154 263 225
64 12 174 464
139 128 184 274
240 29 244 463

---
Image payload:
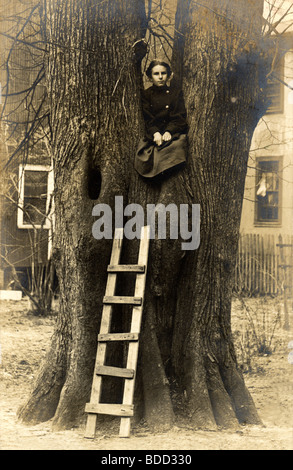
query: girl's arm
141 89 161 138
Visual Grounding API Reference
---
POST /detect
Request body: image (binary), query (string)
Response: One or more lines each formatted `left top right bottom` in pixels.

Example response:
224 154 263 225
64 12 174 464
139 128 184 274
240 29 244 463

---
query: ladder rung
103 296 142 305
85 403 134 417
98 333 139 342
108 264 145 273
96 365 135 378
85 226 150 440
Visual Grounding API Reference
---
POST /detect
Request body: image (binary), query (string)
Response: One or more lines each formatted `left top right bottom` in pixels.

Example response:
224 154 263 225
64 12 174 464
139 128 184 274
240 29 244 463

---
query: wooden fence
234 233 293 296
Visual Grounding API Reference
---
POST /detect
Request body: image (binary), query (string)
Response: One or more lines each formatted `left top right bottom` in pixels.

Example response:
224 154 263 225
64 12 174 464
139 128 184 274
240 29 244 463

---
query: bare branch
264 1 293 36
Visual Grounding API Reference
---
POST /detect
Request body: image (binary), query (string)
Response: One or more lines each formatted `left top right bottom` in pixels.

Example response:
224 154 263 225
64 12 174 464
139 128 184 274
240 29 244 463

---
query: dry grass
0 296 293 450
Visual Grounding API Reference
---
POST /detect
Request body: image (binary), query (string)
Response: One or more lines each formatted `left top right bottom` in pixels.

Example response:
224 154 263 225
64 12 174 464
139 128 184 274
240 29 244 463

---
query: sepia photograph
0 0 293 454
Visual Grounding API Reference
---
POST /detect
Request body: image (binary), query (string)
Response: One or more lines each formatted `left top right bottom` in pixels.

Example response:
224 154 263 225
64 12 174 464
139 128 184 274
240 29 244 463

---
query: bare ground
0 296 293 451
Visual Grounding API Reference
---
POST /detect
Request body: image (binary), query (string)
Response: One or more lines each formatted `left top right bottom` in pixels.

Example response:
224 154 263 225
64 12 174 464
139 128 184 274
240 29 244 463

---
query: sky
263 0 293 32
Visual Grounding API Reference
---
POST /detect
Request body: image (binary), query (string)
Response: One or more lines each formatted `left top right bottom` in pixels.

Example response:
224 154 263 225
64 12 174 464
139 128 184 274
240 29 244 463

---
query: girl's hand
153 132 163 146
163 131 171 142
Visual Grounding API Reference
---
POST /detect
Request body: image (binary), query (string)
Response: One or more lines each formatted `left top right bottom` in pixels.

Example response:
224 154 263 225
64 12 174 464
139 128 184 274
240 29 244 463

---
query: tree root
17 332 67 425
182 353 262 430
220 362 262 425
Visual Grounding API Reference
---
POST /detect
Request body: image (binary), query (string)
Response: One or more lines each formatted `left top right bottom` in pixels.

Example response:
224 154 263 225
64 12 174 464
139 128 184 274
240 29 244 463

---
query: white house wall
240 47 293 236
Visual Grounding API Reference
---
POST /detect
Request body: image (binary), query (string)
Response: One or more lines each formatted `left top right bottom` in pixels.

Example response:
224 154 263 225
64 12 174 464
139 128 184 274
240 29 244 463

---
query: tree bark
127 0 267 430
169 0 266 428
18 0 147 429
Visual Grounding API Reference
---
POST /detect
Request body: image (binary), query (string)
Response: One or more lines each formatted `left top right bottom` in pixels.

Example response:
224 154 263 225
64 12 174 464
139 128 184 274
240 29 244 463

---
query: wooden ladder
84 225 150 438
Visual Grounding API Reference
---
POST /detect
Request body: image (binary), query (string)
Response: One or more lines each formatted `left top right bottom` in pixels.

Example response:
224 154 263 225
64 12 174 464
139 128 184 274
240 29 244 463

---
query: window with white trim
17 164 54 229
255 158 281 224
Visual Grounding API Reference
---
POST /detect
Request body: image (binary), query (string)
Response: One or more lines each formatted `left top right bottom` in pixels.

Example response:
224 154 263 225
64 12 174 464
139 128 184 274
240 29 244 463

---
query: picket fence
234 233 293 296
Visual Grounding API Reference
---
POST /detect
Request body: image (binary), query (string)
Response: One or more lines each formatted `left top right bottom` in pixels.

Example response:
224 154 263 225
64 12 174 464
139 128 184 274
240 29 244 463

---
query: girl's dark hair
146 60 172 79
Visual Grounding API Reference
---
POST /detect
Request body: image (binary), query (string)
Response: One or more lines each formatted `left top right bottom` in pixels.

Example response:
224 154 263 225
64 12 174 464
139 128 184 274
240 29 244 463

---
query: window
266 59 284 115
17 164 54 229
255 159 281 224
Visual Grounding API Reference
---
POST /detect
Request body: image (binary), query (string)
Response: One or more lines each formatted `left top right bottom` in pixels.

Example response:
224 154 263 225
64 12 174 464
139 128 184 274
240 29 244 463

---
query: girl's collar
152 84 169 92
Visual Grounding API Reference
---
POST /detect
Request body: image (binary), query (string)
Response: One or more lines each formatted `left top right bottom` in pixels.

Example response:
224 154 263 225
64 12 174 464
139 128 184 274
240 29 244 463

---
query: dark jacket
141 84 188 140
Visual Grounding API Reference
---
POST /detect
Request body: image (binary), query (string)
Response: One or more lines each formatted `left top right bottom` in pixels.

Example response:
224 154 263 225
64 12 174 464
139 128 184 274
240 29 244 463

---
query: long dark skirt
134 134 188 178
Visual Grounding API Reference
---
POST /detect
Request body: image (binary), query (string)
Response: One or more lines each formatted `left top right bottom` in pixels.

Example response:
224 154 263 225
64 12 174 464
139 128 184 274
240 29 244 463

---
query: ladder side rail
85 228 123 438
119 225 150 437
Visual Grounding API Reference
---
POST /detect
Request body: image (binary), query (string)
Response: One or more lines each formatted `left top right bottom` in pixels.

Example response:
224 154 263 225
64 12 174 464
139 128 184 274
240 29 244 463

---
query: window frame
254 156 282 227
17 164 54 230
265 57 284 115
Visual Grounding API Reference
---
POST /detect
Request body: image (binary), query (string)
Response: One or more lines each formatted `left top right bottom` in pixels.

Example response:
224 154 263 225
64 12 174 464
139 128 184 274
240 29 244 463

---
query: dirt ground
0 296 293 451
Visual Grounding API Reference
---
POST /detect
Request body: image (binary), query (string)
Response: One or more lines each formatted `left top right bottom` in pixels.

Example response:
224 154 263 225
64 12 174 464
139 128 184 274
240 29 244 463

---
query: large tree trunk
129 0 267 431
170 0 266 428
19 0 268 432
18 0 147 429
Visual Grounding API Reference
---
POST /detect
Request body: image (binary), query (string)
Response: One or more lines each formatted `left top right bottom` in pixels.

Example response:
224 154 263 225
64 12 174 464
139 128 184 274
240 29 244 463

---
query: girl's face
150 65 169 87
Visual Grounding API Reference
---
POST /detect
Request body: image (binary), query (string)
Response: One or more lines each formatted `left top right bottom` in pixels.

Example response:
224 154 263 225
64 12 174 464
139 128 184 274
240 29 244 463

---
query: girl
135 60 188 179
